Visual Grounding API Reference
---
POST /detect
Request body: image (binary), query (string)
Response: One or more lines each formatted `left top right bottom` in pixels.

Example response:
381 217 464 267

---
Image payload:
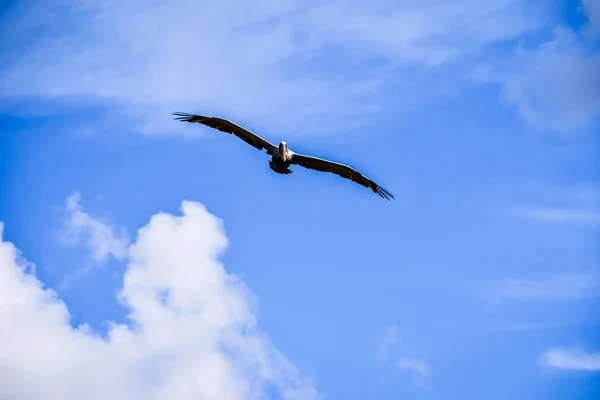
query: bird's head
279 141 288 161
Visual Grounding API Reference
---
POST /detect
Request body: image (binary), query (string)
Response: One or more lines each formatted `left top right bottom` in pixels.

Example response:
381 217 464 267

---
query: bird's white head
279 141 288 162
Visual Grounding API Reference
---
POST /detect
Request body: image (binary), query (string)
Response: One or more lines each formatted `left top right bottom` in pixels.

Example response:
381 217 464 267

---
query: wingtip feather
374 185 394 200
172 111 198 122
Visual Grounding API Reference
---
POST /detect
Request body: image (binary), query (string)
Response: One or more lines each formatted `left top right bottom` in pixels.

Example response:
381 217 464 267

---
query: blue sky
0 0 599 399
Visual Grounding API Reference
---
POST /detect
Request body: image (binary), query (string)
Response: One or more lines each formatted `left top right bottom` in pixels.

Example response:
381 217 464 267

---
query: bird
172 112 394 200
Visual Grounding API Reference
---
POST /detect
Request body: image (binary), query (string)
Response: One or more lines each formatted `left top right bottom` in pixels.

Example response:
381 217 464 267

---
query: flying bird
172 112 394 200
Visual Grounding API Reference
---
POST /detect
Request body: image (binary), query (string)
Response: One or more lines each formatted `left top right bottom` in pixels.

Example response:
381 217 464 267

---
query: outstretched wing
289 152 394 200
173 112 278 155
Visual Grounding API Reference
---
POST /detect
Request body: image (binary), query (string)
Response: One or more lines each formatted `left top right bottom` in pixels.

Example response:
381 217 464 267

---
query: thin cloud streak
512 207 600 226
491 272 600 302
540 348 600 371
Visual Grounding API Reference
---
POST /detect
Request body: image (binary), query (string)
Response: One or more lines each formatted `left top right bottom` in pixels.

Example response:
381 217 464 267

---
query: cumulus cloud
60 192 129 262
540 347 600 371
0 200 318 400
0 0 541 137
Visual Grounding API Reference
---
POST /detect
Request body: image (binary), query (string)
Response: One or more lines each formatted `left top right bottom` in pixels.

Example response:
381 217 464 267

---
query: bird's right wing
289 152 395 200
173 112 278 155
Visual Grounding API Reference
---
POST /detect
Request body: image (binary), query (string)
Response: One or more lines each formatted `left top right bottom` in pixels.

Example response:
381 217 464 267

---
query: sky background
0 0 599 399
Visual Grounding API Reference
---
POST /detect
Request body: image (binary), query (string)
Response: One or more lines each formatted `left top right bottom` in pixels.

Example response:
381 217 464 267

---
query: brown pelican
172 112 394 200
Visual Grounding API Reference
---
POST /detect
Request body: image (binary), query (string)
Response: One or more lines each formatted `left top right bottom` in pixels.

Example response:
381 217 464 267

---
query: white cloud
540 347 600 371
491 272 600 302
501 29 600 132
0 0 541 137
61 192 129 262
304 0 540 66
582 0 600 35
512 207 600 226
396 358 429 379
0 200 318 400
477 0 600 132
396 357 430 389
489 185 600 307
378 325 429 388
378 324 399 360
509 184 600 226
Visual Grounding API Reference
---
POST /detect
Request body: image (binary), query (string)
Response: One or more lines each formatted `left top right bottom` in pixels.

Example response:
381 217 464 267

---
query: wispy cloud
491 272 600 302
0 0 544 137
540 347 600 371
0 200 318 399
502 29 600 132
396 357 430 387
476 2 600 132
464 320 569 334
378 324 430 388
512 207 600 226
583 0 600 35
61 192 129 262
378 324 399 360
509 184 600 227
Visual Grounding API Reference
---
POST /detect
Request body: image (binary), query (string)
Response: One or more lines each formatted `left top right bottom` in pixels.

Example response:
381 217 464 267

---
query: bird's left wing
289 152 394 200
173 112 278 155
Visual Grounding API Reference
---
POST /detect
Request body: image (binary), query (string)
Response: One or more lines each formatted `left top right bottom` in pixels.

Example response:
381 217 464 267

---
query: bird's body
172 112 394 200
269 155 293 175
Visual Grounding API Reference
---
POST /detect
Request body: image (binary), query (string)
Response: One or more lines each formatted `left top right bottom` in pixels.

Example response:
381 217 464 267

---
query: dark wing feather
289 153 394 200
173 112 278 155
